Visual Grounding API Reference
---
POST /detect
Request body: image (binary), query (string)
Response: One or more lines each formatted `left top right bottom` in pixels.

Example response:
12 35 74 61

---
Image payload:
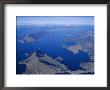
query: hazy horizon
16 16 94 26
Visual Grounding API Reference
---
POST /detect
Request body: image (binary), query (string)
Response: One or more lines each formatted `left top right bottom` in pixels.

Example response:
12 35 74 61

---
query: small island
63 45 83 54
19 34 34 43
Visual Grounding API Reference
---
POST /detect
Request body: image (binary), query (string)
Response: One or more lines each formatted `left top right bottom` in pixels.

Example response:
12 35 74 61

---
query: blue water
16 25 91 74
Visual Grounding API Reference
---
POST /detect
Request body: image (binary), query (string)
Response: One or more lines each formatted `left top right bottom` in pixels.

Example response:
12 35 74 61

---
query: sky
16 16 94 26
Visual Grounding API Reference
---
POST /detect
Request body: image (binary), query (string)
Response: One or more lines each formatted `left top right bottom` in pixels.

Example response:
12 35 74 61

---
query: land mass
19 30 49 43
63 29 94 61
62 44 83 54
19 52 94 74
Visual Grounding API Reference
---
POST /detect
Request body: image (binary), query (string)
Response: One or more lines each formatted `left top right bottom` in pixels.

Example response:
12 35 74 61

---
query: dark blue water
16 25 91 74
